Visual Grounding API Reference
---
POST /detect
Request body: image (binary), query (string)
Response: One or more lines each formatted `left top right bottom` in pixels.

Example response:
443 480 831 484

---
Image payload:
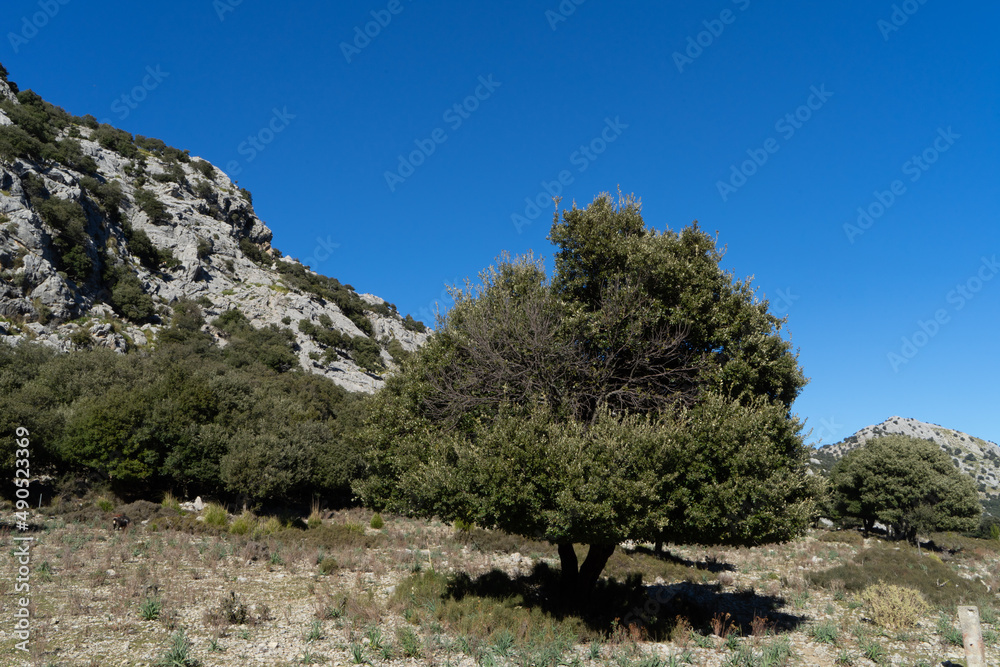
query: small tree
828 435 981 542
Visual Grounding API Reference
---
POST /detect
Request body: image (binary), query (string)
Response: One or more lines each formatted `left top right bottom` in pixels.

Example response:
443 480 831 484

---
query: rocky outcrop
0 69 428 393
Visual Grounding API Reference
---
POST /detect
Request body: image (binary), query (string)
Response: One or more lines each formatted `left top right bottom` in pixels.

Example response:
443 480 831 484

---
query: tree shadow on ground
445 561 806 641
628 544 738 573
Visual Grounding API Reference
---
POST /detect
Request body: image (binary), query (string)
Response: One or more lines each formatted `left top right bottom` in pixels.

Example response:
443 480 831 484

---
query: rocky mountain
0 66 428 393
811 416 1000 518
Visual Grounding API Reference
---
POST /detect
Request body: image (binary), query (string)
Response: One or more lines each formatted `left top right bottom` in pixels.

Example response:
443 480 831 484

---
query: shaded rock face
0 72 429 394
812 416 1000 515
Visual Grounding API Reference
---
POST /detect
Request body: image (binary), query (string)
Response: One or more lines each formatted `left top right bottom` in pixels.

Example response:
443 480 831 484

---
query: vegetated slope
0 64 428 393
811 416 1000 518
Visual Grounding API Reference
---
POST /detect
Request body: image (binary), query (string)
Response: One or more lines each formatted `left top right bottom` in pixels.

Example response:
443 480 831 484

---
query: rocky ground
1 498 998 667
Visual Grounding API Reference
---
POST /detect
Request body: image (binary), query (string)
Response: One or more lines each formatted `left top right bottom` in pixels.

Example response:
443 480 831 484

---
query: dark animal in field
112 514 131 530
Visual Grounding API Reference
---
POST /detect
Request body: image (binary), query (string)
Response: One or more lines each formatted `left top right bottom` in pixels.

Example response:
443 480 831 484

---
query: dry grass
1 508 998 666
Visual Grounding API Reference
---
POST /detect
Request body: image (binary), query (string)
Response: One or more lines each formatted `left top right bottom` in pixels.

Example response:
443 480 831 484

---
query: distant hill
810 416 1000 518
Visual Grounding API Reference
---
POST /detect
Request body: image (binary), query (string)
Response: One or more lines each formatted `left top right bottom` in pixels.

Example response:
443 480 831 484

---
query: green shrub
140 596 163 621
80 177 124 223
396 626 421 658
202 503 228 528
111 274 155 322
161 493 182 512
809 620 838 644
318 556 338 575
194 160 214 178
97 498 114 512
370 513 384 530
229 513 256 536
0 124 43 161
808 543 989 608
93 125 138 160
155 628 198 667
196 238 213 260
134 188 171 225
402 314 427 333
859 582 929 629
69 328 94 349
817 529 864 546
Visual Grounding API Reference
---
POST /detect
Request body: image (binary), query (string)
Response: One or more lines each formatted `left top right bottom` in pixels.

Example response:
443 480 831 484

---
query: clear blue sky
5 0 998 446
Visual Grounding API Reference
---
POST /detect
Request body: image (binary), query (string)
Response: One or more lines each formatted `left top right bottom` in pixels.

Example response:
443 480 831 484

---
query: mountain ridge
0 65 428 393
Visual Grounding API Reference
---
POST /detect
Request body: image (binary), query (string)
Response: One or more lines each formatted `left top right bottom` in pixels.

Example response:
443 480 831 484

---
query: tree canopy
828 434 981 542
355 193 816 599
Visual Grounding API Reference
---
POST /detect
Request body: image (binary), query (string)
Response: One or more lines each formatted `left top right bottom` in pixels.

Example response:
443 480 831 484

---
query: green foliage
211 308 298 373
151 161 188 187
300 317 384 373
110 272 155 322
356 193 813 596
238 237 268 265
808 542 989 608
202 503 228 528
370 513 384 529
25 179 93 283
40 137 99 173
194 159 214 179
92 124 138 160
828 435 982 542
318 556 338 575
273 259 374 334
155 628 199 667
140 596 163 621
858 582 929 629
0 123 43 161
1 314 360 502
80 177 124 223
403 313 426 333
196 238 213 260
134 187 172 225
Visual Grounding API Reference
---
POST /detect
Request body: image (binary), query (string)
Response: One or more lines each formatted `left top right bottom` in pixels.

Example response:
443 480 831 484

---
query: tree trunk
579 544 616 591
557 543 616 600
558 543 579 594
654 539 663 555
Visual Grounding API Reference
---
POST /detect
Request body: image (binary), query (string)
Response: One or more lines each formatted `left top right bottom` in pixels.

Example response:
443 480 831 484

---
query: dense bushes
20 173 93 284
0 310 364 504
134 187 172 225
272 260 375 335
298 318 384 373
402 313 427 333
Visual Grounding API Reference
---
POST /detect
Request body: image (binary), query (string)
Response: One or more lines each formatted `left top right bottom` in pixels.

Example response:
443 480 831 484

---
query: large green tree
355 193 815 599
828 435 981 543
